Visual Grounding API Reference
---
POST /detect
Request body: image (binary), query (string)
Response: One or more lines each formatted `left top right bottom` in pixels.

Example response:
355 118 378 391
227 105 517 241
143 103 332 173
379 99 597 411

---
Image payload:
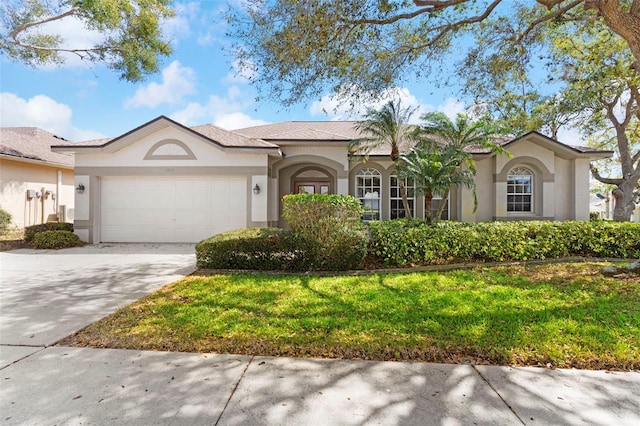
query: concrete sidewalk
1 345 638 425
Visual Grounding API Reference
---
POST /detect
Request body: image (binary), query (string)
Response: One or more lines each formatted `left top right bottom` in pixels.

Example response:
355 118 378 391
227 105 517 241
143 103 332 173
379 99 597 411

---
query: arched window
507 167 533 212
356 168 381 220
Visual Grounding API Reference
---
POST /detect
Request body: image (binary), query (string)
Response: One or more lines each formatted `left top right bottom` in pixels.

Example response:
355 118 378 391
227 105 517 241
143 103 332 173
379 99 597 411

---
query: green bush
24 222 74 242
196 227 310 271
282 193 369 270
32 230 83 250
369 219 640 267
0 208 11 235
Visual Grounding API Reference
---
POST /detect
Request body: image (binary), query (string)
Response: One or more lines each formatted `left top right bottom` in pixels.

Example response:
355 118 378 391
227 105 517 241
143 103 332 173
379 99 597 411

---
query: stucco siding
472 157 495 222
0 158 74 228
280 146 350 171
74 127 268 168
554 157 571 220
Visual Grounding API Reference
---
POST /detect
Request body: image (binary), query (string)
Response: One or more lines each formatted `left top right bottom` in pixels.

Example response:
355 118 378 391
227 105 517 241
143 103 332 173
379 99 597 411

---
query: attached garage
100 176 247 243
52 116 279 244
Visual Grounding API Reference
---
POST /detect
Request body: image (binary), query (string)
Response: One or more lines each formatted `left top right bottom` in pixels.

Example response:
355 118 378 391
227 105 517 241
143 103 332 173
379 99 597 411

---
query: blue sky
0 0 579 145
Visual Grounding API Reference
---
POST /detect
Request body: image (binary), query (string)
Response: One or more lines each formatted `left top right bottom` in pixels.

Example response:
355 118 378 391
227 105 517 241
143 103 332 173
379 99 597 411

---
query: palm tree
412 112 510 221
417 111 509 163
350 100 417 217
397 141 476 223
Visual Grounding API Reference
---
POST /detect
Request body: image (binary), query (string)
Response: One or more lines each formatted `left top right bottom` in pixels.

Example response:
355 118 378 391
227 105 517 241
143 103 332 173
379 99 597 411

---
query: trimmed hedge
25 222 74 242
196 228 310 271
369 220 640 267
32 230 83 249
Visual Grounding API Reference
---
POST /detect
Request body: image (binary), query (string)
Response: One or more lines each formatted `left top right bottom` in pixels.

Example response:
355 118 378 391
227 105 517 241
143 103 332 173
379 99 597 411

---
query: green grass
63 262 640 370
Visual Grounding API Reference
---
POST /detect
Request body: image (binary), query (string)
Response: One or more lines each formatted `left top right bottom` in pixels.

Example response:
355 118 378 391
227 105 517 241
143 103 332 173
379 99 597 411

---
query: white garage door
101 176 247 243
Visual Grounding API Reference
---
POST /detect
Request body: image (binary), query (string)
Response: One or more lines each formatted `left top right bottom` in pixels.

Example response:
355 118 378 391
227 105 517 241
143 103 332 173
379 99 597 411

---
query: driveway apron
0 244 196 347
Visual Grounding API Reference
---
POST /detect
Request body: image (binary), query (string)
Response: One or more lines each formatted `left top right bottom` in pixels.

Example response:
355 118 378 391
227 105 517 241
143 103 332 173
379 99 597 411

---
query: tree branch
8 8 81 41
517 0 583 42
342 0 495 26
590 165 622 185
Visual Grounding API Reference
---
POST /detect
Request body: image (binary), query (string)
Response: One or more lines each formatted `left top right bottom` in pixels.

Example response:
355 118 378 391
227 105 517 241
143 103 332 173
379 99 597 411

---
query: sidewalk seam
215 355 254 426
473 365 526 425
0 346 46 371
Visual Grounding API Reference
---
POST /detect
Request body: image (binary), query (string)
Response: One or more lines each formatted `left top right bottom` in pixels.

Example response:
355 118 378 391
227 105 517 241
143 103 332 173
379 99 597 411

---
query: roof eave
0 153 74 169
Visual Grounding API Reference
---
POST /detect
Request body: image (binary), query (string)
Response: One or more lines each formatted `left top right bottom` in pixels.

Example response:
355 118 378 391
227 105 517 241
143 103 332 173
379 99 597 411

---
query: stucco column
460 185 477 222
337 177 349 196
251 175 268 223
542 181 555 219
494 181 507 219
573 159 590 220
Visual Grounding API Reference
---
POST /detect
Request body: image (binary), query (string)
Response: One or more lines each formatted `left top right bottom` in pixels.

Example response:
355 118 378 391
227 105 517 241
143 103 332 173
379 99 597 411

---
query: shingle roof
190 124 279 148
0 127 74 167
51 117 278 150
235 121 362 140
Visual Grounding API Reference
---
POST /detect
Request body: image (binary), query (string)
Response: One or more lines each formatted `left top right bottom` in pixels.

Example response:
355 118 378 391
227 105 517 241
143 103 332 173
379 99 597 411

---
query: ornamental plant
282 193 368 270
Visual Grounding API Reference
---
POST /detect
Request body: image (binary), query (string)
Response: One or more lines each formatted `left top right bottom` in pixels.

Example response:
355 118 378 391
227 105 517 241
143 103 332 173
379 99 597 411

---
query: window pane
389 175 415 219
357 168 382 220
507 168 533 213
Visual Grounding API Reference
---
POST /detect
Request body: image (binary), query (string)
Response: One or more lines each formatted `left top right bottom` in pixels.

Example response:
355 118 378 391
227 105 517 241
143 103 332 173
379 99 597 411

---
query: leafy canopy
1 0 174 82
227 0 640 107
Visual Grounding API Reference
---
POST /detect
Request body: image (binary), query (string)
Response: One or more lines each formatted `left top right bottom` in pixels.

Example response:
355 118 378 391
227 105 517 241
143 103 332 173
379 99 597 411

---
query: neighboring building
0 127 75 228
52 116 613 243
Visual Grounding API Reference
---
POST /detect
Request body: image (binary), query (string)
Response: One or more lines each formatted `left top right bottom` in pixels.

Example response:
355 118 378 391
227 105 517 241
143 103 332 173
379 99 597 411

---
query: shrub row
32 230 83 249
196 226 369 271
24 222 74 242
369 220 640 266
196 228 307 271
197 194 369 271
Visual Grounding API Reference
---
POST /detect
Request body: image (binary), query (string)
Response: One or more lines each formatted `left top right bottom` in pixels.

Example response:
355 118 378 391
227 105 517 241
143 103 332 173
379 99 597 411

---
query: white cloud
169 86 268 129
0 92 104 141
214 112 268 130
437 98 465 119
125 61 196 109
557 125 585 146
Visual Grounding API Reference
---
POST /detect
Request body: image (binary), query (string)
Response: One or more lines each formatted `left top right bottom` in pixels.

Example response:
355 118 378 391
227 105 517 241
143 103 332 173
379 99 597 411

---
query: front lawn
61 262 640 370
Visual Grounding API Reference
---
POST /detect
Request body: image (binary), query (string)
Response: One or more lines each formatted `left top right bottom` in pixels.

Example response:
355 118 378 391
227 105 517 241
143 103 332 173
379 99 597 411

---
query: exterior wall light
253 183 261 195
76 183 85 194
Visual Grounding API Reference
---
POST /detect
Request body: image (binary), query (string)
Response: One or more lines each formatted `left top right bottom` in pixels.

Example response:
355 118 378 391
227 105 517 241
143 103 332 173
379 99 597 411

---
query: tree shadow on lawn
67 270 638 370
210 272 638 369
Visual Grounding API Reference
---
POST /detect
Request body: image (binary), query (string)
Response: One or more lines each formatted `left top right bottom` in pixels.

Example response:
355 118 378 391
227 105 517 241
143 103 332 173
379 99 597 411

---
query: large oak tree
227 1 640 106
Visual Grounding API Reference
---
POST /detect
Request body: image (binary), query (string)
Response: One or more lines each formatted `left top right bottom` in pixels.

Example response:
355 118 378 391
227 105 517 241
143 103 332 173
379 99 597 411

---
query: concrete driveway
0 244 196 347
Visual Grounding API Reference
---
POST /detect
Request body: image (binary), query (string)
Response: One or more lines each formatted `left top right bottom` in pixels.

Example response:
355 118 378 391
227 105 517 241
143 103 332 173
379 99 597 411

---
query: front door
295 181 331 194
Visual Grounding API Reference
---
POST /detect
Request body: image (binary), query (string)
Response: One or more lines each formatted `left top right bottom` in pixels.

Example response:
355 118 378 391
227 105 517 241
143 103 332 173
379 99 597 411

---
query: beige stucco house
52 116 612 243
0 127 75 229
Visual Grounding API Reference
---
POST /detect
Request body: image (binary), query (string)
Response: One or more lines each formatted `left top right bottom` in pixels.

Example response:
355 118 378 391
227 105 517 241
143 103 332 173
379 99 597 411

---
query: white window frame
507 167 533 213
356 168 382 220
389 175 415 219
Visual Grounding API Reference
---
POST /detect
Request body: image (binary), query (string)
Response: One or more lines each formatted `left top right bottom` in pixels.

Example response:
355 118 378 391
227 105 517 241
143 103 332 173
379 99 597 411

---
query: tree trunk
435 190 450 221
399 180 412 219
425 193 434 223
612 178 639 221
